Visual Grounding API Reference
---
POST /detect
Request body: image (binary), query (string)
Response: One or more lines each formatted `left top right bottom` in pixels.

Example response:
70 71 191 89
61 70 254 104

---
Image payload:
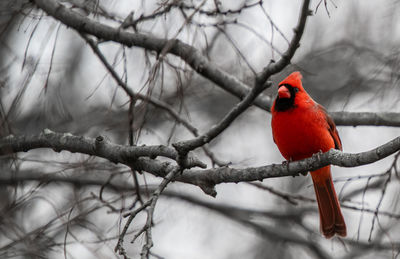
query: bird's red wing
318 104 342 151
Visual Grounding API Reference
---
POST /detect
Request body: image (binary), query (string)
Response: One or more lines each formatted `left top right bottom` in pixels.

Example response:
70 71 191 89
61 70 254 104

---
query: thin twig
114 169 180 258
368 152 400 241
256 0 311 85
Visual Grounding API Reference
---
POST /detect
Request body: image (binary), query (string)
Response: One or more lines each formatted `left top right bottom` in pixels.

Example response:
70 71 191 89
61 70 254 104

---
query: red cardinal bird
271 71 346 238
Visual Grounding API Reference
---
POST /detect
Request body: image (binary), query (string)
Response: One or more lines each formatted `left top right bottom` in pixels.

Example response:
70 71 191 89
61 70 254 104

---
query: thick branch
0 129 206 169
1 131 399 196
133 136 400 196
182 136 400 186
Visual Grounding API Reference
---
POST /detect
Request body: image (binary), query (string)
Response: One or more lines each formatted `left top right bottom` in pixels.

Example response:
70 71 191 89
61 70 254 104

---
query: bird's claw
311 150 323 160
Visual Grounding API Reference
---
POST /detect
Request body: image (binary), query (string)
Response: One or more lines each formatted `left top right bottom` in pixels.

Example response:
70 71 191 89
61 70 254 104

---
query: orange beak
278 85 291 99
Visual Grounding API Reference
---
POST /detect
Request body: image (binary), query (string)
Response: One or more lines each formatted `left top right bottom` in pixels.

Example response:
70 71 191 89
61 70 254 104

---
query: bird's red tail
311 166 347 238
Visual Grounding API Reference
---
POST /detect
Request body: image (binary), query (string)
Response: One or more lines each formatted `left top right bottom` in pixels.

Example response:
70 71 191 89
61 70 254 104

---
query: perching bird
271 71 346 238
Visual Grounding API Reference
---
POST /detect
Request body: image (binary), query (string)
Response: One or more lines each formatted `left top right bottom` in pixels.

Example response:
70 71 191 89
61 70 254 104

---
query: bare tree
0 0 399 258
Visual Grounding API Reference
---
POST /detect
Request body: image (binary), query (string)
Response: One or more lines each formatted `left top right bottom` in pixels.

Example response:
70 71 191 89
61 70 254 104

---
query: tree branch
330 112 400 127
128 136 400 196
32 0 266 113
182 136 400 186
0 129 206 169
31 0 400 127
1 130 398 196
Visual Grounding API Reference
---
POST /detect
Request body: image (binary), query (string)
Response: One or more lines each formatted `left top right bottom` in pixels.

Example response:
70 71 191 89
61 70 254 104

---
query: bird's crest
279 71 303 90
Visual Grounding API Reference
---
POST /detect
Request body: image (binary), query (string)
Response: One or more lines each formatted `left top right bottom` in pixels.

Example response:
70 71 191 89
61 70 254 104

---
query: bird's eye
293 88 299 92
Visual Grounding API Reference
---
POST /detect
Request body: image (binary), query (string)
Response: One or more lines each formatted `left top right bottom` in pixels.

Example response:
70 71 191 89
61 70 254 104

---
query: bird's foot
311 150 323 161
